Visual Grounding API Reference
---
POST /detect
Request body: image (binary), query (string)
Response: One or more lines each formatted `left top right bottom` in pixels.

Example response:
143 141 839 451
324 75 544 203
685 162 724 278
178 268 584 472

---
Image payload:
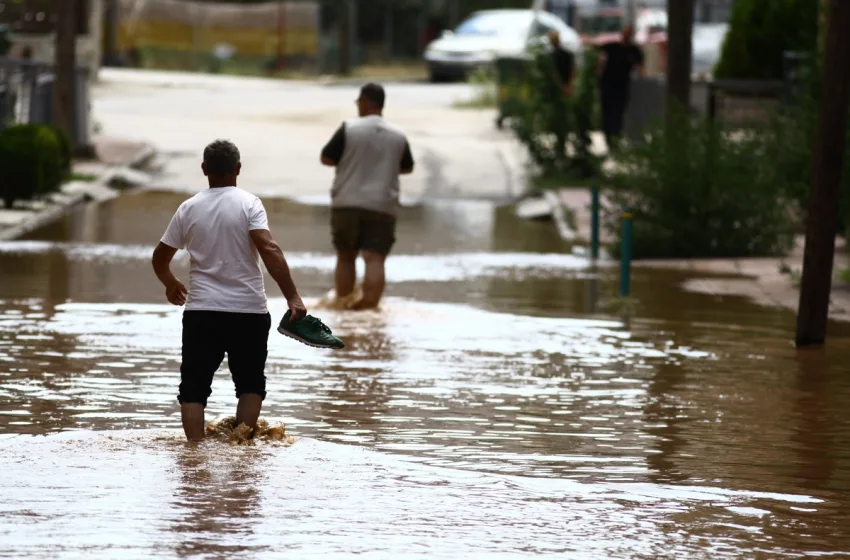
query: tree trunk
665 0 695 114
338 0 351 74
54 0 77 151
795 0 850 347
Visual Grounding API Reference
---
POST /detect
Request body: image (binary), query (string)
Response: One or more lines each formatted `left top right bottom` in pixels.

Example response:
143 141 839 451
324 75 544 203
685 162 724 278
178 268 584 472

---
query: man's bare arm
152 242 187 306
152 242 179 288
249 229 300 301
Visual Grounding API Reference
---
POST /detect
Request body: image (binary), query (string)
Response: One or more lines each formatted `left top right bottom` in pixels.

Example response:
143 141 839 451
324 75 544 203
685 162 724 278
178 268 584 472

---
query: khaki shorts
331 207 396 256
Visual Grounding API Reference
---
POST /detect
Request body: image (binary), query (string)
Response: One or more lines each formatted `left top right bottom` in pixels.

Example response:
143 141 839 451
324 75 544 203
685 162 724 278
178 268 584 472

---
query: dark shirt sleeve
321 123 346 163
400 140 414 171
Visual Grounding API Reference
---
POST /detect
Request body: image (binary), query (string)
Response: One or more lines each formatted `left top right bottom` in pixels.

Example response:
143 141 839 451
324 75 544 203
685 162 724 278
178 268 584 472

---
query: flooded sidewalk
1 193 850 558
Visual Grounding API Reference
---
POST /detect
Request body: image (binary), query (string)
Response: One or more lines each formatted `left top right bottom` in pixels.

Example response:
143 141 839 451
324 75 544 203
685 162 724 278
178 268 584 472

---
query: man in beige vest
320 83 414 310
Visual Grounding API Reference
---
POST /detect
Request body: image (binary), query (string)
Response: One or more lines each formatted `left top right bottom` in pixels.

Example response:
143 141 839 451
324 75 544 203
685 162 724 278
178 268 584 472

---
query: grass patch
529 167 600 193
133 47 429 82
69 172 98 183
837 267 850 284
453 67 498 109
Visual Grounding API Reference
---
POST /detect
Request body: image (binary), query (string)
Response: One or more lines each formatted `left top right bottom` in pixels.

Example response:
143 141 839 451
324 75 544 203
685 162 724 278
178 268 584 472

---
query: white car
692 23 730 78
423 9 581 83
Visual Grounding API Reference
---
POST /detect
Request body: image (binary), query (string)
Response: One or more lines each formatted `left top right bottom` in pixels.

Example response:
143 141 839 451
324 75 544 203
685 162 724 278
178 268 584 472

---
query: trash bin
495 56 531 130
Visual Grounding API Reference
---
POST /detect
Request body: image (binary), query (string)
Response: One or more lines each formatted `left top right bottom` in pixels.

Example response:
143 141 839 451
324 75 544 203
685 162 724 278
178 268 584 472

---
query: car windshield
454 12 529 39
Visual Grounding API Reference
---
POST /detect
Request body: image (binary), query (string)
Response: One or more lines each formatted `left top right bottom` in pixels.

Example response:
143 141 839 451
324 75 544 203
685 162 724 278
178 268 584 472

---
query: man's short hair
203 139 240 176
359 83 385 109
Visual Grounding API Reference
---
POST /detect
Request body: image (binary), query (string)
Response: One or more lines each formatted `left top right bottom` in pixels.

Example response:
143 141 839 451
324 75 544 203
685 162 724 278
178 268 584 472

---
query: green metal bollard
619 208 633 297
590 185 600 260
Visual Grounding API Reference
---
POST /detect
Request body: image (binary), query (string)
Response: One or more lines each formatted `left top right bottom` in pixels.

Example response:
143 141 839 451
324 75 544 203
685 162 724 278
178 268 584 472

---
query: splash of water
314 285 365 311
205 416 296 446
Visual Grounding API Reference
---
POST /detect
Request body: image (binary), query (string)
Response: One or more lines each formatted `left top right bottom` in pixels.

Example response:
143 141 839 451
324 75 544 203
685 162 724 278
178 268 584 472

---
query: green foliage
510 46 601 184
715 0 818 80
602 107 798 259
761 55 850 241
0 24 11 57
0 125 69 209
454 66 497 109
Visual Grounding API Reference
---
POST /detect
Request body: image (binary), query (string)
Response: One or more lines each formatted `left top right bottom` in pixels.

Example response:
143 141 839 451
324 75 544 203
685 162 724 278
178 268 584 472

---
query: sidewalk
551 187 850 322
0 136 155 241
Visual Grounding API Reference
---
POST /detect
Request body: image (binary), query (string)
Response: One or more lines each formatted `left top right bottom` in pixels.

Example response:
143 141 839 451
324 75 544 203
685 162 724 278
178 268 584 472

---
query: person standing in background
597 24 645 152
548 30 576 163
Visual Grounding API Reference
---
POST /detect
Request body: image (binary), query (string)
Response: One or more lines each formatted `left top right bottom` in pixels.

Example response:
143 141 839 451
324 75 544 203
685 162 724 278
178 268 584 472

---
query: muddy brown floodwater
1 191 850 559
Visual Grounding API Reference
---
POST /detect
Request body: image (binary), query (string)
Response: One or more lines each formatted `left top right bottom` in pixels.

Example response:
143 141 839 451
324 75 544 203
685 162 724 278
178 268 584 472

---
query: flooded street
1 191 850 558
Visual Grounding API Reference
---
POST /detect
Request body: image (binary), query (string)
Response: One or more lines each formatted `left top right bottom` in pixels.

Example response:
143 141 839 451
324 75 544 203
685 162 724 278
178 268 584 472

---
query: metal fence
704 79 786 129
0 57 91 149
624 76 789 142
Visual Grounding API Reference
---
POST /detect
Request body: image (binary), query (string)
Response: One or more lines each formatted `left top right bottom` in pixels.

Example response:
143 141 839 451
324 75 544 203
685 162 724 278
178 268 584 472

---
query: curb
0 191 88 242
0 143 158 242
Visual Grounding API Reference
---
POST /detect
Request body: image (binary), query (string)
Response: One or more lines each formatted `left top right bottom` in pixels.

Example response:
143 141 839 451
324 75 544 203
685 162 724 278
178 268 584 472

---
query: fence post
590 185 600 260
619 208 633 297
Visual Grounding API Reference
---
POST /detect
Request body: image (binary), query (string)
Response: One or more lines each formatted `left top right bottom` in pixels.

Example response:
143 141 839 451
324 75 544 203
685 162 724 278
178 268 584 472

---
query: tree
796 0 850 347
666 0 695 113
714 0 818 80
54 0 77 152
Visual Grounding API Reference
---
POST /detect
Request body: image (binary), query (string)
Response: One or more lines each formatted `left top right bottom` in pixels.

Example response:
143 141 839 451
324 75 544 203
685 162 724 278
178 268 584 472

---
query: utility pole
338 0 352 74
665 0 695 113
54 0 78 151
795 0 850 347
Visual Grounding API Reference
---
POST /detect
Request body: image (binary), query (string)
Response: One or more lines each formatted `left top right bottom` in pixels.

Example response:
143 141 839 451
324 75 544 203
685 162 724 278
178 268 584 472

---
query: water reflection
171 446 266 558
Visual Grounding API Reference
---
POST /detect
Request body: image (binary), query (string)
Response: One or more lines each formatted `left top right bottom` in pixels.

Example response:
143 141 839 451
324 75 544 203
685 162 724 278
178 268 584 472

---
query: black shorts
331 207 396 256
178 310 271 407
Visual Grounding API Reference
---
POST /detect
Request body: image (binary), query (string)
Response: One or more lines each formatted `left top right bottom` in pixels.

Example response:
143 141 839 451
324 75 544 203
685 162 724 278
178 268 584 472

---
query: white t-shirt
160 186 269 314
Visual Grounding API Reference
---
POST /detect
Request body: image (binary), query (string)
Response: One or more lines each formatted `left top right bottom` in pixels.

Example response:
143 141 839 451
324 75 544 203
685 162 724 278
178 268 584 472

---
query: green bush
714 0 818 80
510 45 601 183
602 107 798 259
0 125 69 209
761 57 850 242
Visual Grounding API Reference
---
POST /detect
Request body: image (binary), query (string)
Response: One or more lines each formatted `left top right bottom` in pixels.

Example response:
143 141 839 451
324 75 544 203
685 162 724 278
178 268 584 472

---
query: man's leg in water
235 394 263 428
331 208 360 298
179 311 225 441
351 210 395 310
335 250 358 298
181 403 206 441
227 312 271 435
353 250 386 309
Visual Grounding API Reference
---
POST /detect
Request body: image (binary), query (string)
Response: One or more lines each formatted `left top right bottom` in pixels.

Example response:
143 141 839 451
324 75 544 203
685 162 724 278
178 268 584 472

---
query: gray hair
203 139 240 176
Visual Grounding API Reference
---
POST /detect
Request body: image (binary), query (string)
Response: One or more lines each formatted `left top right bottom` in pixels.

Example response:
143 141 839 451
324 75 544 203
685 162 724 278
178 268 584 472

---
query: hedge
0 124 71 209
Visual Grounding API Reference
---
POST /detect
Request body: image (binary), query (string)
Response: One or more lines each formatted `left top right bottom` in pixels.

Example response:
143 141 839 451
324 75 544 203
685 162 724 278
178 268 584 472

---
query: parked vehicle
423 9 581 83
691 22 729 78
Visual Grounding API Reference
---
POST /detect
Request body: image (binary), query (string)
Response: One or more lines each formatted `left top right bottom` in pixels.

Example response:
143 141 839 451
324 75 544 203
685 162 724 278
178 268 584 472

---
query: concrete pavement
90 69 528 204
552 186 850 322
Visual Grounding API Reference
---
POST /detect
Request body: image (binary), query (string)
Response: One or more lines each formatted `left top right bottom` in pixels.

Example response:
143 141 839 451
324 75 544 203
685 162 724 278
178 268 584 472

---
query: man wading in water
320 83 414 310
152 140 342 441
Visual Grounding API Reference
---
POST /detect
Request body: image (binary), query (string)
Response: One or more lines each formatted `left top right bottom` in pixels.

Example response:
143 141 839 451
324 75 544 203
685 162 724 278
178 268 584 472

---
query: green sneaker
277 311 345 349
